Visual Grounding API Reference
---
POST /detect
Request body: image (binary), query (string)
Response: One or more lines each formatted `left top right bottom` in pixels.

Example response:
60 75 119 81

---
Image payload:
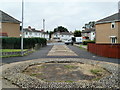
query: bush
2 37 47 49
83 40 95 45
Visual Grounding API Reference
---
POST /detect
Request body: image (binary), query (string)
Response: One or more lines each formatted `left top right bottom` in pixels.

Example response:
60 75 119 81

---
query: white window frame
110 36 117 44
111 22 115 29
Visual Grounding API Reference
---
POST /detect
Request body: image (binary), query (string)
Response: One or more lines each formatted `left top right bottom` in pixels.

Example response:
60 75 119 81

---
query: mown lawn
80 45 87 47
79 45 87 50
0 49 28 52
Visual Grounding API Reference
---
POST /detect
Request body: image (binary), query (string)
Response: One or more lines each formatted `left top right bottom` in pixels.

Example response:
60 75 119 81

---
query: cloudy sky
0 0 119 31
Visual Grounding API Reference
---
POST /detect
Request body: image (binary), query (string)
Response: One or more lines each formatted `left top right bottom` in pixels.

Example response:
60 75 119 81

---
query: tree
82 21 95 29
74 30 81 37
53 26 69 32
49 31 54 39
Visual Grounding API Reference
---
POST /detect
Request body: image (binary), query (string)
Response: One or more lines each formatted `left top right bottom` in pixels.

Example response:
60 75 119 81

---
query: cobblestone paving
1 58 120 89
1 44 120 89
47 45 77 56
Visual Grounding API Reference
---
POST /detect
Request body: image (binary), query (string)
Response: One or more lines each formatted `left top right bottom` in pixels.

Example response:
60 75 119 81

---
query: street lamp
43 19 45 38
21 0 24 56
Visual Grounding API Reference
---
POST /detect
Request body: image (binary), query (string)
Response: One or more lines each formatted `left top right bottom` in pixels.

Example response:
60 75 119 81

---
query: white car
64 39 73 45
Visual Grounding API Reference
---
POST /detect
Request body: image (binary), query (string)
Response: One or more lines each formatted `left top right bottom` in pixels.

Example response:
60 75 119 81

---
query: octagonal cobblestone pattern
1 58 120 89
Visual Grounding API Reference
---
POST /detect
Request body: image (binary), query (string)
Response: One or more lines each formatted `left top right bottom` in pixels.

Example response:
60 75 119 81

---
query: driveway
2 44 120 64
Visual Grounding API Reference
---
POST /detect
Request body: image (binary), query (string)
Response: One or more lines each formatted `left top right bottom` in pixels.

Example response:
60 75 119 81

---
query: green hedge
2 37 47 49
83 40 95 45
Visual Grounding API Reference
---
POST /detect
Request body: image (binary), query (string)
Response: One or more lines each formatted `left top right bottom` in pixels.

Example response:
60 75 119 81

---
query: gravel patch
2 58 120 89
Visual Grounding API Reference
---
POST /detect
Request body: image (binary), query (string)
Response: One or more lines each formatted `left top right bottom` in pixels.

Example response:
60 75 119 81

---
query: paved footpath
1 44 120 89
47 45 77 56
2 44 120 64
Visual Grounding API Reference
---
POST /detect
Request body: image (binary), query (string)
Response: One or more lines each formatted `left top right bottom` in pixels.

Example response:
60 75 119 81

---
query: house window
93 33 94 35
26 32 28 35
111 22 115 29
111 37 117 43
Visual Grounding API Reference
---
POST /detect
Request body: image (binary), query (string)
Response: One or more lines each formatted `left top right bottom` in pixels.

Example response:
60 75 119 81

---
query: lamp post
43 19 45 31
21 0 24 56
43 19 45 38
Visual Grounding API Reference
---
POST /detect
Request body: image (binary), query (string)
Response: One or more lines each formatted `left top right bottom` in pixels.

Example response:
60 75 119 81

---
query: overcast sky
0 0 119 31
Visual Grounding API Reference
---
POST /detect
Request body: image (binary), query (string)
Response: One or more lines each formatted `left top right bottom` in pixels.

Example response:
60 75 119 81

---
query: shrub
2 37 47 49
83 40 95 45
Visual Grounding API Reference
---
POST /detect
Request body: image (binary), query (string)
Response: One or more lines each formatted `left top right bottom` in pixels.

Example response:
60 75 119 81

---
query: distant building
81 28 95 41
52 31 74 42
23 26 49 40
0 10 21 37
96 12 120 44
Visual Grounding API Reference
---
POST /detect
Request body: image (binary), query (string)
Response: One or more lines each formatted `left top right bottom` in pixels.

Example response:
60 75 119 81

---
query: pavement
1 43 120 89
2 43 120 64
68 45 120 64
47 45 77 56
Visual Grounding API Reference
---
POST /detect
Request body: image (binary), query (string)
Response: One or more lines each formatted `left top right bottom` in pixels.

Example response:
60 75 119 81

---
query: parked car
64 39 73 45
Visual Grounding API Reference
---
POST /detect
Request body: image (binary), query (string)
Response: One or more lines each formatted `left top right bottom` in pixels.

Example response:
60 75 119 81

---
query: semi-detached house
96 12 120 44
88 11 120 59
23 26 49 40
0 10 21 37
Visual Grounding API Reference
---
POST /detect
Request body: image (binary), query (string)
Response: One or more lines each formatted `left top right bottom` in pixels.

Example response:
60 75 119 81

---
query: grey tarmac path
67 45 120 64
2 44 120 64
1 44 120 89
2 45 53 64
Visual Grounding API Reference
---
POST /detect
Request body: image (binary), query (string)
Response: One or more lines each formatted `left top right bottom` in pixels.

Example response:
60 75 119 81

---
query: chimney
28 26 32 30
118 1 120 12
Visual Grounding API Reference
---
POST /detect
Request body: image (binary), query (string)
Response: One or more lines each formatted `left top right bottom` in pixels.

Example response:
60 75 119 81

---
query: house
82 28 95 41
42 32 49 40
88 10 120 59
52 31 74 42
0 10 21 37
23 26 49 40
96 12 120 44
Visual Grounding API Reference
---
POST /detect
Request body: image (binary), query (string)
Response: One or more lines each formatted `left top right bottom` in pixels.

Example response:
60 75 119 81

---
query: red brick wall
88 43 120 59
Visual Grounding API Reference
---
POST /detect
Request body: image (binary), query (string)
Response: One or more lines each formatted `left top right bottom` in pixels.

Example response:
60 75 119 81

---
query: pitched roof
0 10 21 23
82 28 95 33
23 28 41 32
96 12 120 24
54 31 73 35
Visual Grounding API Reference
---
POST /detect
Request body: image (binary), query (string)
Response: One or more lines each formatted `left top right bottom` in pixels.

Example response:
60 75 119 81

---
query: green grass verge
1 49 28 52
79 45 87 50
1 50 34 58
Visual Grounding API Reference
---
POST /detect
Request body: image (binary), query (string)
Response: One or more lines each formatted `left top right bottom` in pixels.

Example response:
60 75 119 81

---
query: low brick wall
2 43 46 56
88 43 120 59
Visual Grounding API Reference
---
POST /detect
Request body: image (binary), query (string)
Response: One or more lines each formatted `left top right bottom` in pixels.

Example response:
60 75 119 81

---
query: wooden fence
88 43 120 59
